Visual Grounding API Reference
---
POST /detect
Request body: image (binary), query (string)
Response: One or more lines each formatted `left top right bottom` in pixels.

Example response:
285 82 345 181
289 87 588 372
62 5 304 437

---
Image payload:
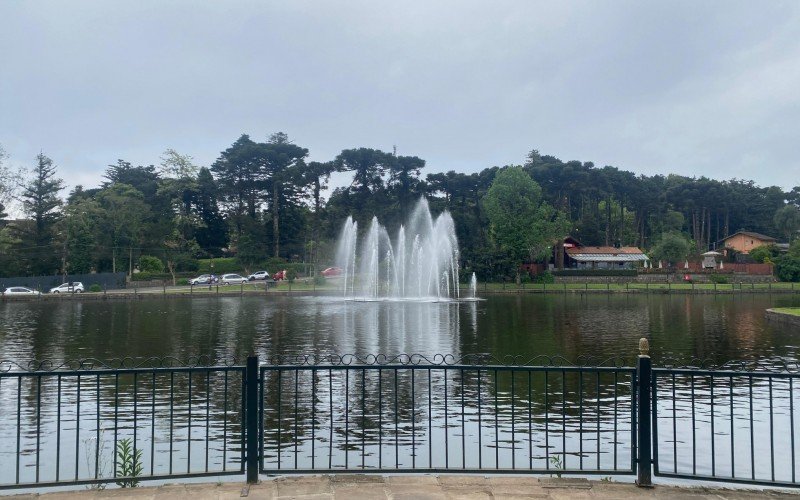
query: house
561 238 649 270
721 231 777 255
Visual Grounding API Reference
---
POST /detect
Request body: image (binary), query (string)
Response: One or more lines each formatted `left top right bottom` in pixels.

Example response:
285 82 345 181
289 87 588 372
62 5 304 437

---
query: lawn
771 308 800 316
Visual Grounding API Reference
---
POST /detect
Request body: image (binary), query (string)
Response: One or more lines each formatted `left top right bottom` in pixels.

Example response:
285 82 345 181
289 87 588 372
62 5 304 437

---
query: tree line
1 137 799 282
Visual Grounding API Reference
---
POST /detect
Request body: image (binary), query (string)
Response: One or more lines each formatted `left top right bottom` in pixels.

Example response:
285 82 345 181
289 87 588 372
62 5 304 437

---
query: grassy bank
475 281 799 293
771 307 800 315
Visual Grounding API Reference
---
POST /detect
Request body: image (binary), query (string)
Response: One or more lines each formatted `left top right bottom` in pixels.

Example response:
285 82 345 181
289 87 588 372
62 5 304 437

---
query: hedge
552 269 638 277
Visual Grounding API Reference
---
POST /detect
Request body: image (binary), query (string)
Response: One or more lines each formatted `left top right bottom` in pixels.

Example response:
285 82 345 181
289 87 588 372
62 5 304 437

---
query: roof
723 231 777 242
566 246 649 262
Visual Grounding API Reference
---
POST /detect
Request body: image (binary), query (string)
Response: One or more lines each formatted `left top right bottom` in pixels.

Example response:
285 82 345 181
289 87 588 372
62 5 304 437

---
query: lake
2 293 800 487
2 294 800 365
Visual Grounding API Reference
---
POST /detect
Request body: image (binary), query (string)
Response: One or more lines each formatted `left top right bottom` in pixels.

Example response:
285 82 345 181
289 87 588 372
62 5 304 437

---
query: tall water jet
470 272 477 299
334 198 461 300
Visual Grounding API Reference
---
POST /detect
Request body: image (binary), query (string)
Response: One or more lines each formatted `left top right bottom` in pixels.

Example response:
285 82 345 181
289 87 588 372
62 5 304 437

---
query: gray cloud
1 0 798 194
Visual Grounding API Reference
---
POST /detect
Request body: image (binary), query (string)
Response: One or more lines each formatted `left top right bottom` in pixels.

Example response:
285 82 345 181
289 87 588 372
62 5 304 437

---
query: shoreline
2 285 800 301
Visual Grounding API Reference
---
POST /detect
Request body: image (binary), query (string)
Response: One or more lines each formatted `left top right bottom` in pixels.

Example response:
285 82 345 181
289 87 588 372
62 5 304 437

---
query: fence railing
0 359 245 490
2 346 800 491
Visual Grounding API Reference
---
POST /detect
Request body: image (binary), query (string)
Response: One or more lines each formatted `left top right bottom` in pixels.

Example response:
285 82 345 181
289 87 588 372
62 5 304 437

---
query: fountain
335 198 461 300
470 272 477 299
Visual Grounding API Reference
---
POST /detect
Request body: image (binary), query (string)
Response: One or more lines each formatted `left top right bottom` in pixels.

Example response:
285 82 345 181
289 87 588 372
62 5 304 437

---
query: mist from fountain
334 198 460 300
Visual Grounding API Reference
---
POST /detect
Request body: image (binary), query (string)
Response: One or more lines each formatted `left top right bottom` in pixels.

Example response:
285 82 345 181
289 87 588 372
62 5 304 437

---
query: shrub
313 274 326 286
177 278 189 286
138 255 164 273
89 284 102 293
533 271 555 284
775 255 800 282
709 274 729 284
552 269 637 277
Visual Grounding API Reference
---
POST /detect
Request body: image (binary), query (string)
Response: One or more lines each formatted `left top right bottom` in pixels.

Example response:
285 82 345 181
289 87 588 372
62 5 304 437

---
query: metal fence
258 355 636 476
0 358 245 490
2 345 800 491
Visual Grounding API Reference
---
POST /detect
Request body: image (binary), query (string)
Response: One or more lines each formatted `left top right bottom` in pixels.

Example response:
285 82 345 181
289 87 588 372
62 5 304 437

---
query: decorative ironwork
0 356 242 373
262 352 631 368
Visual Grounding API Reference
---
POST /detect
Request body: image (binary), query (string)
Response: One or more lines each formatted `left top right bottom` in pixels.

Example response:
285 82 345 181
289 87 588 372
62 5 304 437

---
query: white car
247 270 270 281
221 273 248 285
189 274 219 285
3 286 40 296
49 282 84 294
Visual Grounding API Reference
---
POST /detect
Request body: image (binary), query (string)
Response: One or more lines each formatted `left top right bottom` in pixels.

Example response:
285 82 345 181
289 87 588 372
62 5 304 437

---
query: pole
245 355 259 484
637 338 653 487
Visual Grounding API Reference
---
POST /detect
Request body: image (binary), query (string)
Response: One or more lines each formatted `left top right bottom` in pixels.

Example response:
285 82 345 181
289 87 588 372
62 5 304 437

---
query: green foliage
313 274 326 285
484 166 570 280
650 232 691 265
532 271 555 284
89 284 102 292
775 255 800 282
197 258 240 273
774 205 800 242
177 278 189 286
138 255 164 273
115 438 142 487
552 269 637 277
709 274 729 284
749 244 780 264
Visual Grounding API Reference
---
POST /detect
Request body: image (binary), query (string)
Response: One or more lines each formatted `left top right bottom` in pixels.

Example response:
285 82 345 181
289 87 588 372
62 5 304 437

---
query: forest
1 134 799 281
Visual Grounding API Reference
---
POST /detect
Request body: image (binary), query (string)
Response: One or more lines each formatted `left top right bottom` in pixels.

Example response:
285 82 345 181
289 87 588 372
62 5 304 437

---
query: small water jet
335 198 460 300
470 272 477 299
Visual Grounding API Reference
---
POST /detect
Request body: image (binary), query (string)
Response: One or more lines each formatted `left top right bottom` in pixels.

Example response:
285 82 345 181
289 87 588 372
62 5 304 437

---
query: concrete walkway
8 476 800 499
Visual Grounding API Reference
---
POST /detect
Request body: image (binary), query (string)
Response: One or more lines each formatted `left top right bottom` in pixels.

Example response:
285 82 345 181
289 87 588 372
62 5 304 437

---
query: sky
1 0 799 201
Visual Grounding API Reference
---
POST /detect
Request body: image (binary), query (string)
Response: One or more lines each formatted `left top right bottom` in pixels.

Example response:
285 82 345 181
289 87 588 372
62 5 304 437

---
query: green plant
89 284 102 293
313 274 326 286
177 278 189 286
709 274 728 284
549 455 563 478
115 438 143 487
138 255 164 273
533 271 555 284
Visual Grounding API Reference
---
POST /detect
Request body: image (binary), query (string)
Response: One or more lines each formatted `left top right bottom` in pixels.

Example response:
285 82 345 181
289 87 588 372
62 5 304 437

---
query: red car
321 267 342 277
272 270 287 281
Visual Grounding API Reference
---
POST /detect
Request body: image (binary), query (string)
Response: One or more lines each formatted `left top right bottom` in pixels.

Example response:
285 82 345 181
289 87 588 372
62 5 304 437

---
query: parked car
189 274 219 285
247 270 270 281
272 270 287 281
321 267 342 277
49 282 84 294
3 286 40 296
221 273 248 285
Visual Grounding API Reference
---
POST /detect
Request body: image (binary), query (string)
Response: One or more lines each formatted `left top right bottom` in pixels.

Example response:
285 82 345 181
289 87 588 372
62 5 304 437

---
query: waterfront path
9 476 800 499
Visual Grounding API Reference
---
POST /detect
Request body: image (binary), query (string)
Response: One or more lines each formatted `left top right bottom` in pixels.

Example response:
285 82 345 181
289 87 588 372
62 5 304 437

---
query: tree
774 205 800 242
388 155 425 218
96 184 150 274
301 161 337 264
61 198 102 274
483 166 570 283
0 144 22 220
20 153 65 274
650 232 691 265
263 132 308 257
194 167 228 255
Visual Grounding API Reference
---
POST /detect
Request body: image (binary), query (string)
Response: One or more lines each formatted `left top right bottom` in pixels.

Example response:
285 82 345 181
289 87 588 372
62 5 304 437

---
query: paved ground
7 476 800 499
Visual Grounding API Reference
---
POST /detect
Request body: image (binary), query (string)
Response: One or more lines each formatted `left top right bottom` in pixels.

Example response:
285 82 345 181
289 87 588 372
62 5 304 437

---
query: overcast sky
1 0 799 197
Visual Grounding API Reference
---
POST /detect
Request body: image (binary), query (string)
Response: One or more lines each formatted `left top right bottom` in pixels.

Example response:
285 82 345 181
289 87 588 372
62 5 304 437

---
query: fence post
246 355 259 484
636 338 653 487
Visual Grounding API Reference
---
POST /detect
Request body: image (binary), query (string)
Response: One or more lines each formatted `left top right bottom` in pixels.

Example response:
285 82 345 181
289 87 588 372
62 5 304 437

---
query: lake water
2 294 799 365
2 294 800 488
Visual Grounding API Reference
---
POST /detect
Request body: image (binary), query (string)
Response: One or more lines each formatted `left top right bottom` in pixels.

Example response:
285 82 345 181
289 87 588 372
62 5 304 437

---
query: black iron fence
1 346 799 491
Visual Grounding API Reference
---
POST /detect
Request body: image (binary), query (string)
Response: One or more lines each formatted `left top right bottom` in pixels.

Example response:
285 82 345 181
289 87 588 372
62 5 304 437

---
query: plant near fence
115 438 142 488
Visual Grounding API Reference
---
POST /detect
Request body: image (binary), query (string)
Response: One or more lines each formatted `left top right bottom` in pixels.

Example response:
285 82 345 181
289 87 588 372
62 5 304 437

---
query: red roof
566 246 645 255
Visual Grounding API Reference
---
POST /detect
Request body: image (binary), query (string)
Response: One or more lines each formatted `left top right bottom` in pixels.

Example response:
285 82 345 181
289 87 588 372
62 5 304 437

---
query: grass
772 308 800 316
474 281 797 292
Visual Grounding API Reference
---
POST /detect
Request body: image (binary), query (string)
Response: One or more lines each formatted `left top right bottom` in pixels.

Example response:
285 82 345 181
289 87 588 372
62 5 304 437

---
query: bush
533 271 555 284
313 274 326 286
138 255 164 273
177 278 189 286
552 269 637 277
775 255 800 282
709 274 729 284
89 284 102 292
